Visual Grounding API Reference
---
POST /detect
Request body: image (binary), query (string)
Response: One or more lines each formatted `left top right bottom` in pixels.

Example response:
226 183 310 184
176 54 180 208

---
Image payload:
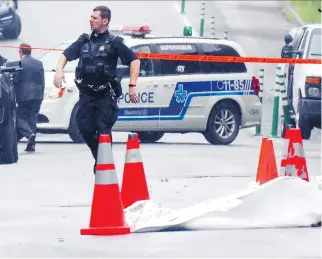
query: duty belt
87 82 111 92
74 79 112 92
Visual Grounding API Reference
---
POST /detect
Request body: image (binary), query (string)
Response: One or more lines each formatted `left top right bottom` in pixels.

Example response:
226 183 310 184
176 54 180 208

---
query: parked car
0 0 21 39
0 60 22 164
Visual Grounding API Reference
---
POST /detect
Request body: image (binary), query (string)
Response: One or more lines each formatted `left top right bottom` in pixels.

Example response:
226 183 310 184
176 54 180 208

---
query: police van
282 24 321 139
37 25 262 144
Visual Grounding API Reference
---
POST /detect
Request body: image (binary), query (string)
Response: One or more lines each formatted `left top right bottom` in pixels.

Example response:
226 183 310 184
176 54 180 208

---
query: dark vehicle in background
0 0 21 39
0 60 22 164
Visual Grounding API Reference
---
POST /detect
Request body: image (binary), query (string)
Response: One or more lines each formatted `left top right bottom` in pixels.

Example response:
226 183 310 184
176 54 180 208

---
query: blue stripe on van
117 79 254 121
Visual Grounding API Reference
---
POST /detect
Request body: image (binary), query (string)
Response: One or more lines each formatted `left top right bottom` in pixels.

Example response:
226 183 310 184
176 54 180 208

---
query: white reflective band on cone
282 139 290 159
125 149 142 163
292 142 305 158
97 143 114 164
95 169 119 185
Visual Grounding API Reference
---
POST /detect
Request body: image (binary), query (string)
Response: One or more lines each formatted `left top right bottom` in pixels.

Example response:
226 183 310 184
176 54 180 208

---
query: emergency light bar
109 25 152 37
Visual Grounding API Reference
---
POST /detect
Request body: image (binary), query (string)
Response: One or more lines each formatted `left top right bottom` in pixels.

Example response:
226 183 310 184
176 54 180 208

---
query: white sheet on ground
124 176 322 233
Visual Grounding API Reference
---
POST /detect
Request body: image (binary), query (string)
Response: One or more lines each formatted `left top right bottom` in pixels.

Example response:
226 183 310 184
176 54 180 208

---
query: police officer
281 35 293 58
53 5 140 173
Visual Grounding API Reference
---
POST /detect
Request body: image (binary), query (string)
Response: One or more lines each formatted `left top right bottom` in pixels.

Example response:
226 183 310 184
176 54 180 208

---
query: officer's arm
56 38 83 71
281 47 284 58
114 37 140 85
55 55 67 72
54 39 82 88
129 59 140 85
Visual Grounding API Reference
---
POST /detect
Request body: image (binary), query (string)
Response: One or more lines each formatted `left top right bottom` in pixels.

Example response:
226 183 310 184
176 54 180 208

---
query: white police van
37 25 262 144
282 24 321 139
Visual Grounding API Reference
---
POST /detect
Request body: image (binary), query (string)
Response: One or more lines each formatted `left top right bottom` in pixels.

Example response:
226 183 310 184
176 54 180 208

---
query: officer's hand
53 70 66 88
129 86 139 103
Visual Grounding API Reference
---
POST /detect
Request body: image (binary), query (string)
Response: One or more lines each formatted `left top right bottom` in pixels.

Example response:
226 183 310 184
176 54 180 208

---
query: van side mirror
284 34 293 45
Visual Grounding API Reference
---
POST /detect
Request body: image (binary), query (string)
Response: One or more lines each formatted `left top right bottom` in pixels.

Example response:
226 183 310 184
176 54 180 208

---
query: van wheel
203 101 240 145
298 111 311 140
68 103 84 143
137 131 164 143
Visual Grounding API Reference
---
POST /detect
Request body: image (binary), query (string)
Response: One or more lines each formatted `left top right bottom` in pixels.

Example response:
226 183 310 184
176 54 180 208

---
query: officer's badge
99 45 105 51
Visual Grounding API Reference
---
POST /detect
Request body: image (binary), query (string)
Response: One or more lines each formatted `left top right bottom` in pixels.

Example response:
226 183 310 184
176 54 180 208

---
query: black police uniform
63 29 138 166
281 45 292 58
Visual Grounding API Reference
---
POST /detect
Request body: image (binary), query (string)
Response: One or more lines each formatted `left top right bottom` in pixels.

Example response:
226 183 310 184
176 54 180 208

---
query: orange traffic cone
81 134 131 236
280 128 309 182
121 133 150 209
256 138 278 185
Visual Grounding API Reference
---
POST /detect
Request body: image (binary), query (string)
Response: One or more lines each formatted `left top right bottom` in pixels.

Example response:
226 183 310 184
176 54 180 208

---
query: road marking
172 1 198 36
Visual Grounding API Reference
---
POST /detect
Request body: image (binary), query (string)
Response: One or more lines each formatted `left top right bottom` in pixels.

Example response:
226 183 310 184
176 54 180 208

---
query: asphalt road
0 1 321 257
0 134 321 258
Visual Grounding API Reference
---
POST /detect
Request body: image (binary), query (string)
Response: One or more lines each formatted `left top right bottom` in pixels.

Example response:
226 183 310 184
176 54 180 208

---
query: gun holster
109 77 123 98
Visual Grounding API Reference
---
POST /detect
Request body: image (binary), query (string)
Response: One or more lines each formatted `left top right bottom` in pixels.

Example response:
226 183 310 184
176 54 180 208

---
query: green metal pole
199 1 206 37
181 0 185 14
271 65 281 138
255 68 264 136
210 16 215 38
280 69 291 127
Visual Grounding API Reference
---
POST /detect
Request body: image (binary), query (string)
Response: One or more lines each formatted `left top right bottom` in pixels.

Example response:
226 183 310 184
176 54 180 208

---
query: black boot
25 133 36 152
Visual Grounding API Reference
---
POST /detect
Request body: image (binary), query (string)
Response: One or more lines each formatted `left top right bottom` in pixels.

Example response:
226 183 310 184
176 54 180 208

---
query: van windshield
306 28 321 59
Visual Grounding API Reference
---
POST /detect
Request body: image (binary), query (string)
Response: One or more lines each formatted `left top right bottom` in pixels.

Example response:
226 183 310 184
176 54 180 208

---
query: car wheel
137 131 164 143
68 103 85 143
203 101 241 145
2 13 21 39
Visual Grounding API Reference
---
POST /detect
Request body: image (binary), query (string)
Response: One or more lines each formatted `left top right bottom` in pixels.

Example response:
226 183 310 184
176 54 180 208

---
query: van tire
203 101 241 145
137 131 164 143
298 111 311 140
68 103 85 143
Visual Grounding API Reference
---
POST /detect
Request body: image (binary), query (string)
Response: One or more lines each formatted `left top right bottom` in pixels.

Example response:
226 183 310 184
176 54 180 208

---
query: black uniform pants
16 100 42 141
76 92 119 162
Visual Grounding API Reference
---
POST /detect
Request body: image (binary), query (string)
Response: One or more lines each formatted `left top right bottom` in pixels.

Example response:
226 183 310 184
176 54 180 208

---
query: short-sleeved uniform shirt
63 30 138 85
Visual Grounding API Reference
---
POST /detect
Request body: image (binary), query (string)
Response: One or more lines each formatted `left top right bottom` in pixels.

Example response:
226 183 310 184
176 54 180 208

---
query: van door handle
147 84 158 88
164 84 175 88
